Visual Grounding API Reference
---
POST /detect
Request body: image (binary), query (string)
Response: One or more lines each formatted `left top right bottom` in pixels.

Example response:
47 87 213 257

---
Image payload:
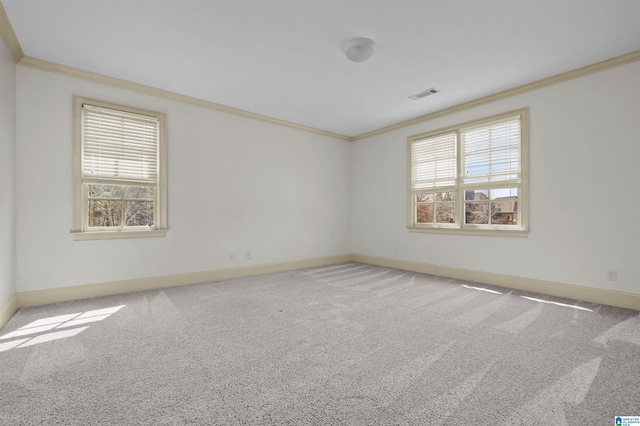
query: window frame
71 96 167 240
407 108 529 237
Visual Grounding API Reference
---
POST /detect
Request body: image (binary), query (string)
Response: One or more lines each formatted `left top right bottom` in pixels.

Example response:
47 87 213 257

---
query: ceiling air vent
408 87 439 100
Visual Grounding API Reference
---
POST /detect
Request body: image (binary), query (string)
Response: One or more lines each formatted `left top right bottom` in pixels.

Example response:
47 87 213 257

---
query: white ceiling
4 0 640 138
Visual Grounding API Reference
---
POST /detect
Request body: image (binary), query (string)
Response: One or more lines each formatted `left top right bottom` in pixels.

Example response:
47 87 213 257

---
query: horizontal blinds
411 132 457 191
82 104 159 183
461 117 520 186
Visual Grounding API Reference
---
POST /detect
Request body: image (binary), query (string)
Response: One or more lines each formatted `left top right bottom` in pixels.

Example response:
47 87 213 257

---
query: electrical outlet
228 253 235 262
394 248 399 255
246 251 252 261
605 269 617 281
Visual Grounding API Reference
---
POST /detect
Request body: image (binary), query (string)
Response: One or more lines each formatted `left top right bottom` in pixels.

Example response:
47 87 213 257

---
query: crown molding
0 1 24 63
4 1 638 145
19 48 640 143
17 55 352 142
352 49 640 141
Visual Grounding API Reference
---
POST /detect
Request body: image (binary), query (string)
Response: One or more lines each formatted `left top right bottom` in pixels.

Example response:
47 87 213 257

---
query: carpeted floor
1 262 639 425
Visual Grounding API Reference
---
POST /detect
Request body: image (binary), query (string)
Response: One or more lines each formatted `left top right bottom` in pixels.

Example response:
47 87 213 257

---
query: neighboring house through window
408 108 528 236
72 96 167 240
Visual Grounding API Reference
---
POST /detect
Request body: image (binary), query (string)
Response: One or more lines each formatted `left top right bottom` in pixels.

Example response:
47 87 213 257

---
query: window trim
407 108 529 237
71 96 167 240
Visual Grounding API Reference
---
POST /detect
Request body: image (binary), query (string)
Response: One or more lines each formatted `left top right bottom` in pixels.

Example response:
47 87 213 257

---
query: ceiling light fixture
343 38 377 62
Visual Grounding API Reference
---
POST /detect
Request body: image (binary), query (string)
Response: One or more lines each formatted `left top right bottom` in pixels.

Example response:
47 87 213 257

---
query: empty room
1 0 639 424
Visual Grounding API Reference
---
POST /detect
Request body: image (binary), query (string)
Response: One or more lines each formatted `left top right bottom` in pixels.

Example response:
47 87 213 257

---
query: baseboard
0 293 19 331
9 252 638 326
17 254 353 308
353 254 640 311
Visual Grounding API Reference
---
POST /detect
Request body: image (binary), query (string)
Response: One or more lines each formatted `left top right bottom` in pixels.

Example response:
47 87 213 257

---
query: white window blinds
82 104 159 184
410 132 457 191
461 117 520 186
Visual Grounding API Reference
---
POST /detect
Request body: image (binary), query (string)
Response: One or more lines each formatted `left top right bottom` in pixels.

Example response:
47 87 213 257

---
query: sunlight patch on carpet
520 296 593 312
0 305 125 352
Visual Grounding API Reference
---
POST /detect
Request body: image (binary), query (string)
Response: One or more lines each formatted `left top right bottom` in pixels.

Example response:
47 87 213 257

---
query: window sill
407 225 529 238
71 229 167 241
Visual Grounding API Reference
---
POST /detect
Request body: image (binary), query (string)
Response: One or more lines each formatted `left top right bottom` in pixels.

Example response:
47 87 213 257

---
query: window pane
464 190 489 201
124 186 154 199
88 184 121 199
491 188 518 225
416 204 434 223
436 191 455 201
490 188 517 200
436 203 455 223
465 202 489 224
124 201 154 226
88 200 122 226
416 194 434 203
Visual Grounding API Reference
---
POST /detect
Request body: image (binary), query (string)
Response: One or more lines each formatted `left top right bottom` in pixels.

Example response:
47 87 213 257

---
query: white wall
13 59 640 297
351 62 640 294
16 67 351 292
0 37 16 307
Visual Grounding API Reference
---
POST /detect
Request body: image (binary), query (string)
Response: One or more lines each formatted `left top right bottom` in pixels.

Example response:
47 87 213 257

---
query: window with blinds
410 132 457 191
461 118 520 186
82 104 159 184
407 109 528 236
72 96 167 240
410 132 457 225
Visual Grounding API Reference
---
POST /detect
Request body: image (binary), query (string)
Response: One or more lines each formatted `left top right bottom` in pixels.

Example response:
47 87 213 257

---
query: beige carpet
1 262 639 425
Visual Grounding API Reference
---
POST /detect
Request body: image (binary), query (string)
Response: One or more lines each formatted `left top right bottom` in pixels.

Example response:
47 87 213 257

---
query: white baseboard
353 254 640 311
3 252 638 330
0 293 19 331
17 254 353 308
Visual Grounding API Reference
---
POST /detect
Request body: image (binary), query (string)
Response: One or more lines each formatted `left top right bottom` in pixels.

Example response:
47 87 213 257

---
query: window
72 96 167 240
408 108 528 236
